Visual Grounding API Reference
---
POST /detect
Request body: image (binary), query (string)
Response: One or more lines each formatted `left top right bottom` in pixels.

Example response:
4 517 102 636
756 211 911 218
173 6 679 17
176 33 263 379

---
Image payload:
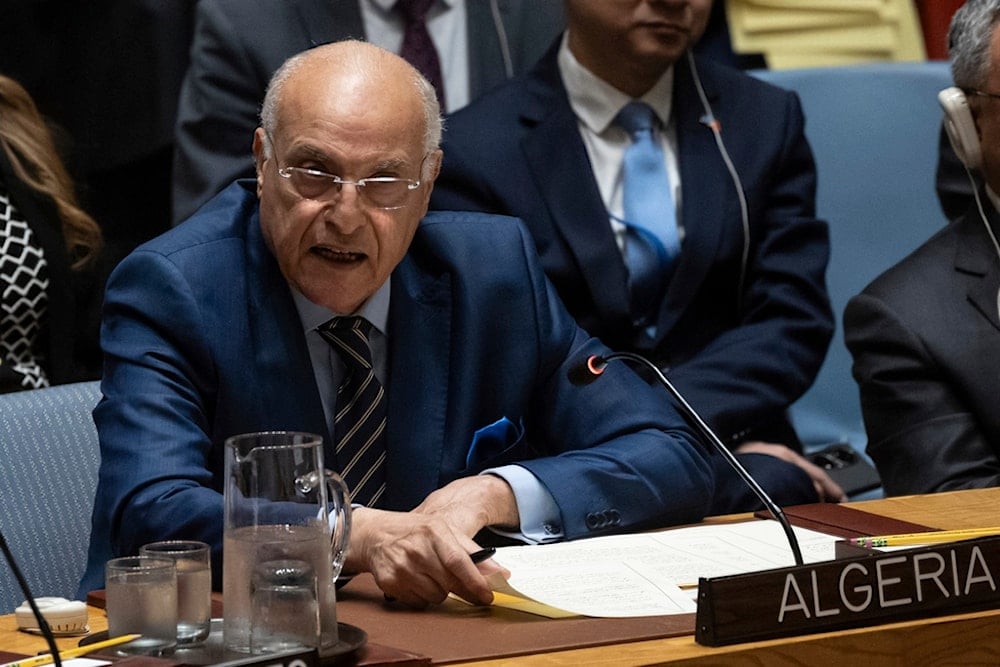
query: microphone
569 352 804 566
0 528 62 665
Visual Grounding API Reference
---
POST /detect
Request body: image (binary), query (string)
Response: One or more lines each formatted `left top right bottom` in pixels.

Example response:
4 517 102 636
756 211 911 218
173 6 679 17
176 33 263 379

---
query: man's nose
322 184 366 231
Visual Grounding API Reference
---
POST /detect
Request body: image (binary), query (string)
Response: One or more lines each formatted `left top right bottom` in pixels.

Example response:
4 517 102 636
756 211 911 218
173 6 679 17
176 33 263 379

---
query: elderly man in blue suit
431 0 842 510
79 40 713 607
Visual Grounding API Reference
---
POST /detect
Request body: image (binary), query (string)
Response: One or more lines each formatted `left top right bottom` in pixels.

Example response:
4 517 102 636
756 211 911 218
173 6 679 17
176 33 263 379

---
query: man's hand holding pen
344 476 516 608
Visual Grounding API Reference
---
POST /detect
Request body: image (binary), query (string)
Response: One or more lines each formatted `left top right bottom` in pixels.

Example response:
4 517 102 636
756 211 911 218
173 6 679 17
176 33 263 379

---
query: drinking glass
140 540 212 644
105 556 177 655
250 559 320 652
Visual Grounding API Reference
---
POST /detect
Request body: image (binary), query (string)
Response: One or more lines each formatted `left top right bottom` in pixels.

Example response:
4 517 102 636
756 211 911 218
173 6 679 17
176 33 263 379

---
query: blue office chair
0 381 101 612
752 62 953 497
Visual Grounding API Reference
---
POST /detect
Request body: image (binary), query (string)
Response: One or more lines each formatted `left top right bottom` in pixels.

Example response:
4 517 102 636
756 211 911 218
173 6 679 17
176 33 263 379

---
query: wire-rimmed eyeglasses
276 165 423 210
965 88 1000 102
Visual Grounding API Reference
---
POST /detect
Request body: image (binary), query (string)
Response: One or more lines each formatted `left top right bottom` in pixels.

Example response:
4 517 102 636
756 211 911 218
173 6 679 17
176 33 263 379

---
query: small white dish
15 597 90 636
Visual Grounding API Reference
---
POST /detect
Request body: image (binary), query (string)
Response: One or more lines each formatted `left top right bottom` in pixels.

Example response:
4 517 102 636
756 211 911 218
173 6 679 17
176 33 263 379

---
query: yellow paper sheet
764 50 901 69
725 0 926 68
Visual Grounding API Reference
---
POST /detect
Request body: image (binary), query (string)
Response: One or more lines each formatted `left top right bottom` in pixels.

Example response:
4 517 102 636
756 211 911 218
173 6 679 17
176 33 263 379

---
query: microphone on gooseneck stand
568 352 804 567
0 528 62 666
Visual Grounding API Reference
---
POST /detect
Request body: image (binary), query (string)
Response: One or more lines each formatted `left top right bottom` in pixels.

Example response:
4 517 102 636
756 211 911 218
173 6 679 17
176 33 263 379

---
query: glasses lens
360 179 414 209
281 168 416 209
287 169 334 199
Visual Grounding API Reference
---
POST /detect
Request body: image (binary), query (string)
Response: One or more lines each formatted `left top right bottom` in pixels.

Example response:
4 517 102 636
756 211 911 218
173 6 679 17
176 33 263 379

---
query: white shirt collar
557 31 674 135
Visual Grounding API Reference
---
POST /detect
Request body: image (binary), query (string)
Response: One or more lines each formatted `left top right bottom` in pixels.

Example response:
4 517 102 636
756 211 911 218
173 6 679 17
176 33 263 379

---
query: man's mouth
644 21 687 35
312 246 365 263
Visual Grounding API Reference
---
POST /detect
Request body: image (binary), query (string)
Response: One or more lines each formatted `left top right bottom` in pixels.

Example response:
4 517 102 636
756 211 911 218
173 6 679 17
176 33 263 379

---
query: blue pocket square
466 416 525 469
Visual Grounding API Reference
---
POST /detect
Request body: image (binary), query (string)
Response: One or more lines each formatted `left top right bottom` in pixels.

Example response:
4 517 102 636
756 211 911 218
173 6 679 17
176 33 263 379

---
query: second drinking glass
139 540 212 645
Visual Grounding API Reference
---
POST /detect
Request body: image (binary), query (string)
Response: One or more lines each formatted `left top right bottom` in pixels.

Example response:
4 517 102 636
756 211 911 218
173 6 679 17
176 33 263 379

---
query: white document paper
488 520 840 618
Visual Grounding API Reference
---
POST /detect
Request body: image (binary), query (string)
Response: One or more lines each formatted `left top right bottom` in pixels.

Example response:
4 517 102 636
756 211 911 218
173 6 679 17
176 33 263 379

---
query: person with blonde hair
0 74 105 392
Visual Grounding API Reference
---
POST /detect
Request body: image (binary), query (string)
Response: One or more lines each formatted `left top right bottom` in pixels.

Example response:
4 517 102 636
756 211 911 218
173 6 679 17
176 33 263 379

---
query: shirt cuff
483 465 564 544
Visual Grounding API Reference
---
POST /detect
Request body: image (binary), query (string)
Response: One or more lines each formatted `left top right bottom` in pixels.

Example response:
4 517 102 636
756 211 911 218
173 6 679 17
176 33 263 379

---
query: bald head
260 40 443 161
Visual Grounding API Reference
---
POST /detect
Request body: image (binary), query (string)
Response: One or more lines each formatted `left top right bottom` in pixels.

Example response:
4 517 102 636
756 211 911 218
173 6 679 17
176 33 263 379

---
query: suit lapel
383 250 453 510
956 205 1000 333
655 57 736 336
244 208 331 446
520 52 633 325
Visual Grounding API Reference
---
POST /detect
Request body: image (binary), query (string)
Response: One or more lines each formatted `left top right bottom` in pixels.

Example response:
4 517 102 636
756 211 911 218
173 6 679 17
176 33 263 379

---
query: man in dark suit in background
845 0 1000 495
80 40 714 606
431 0 841 511
172 0 565 224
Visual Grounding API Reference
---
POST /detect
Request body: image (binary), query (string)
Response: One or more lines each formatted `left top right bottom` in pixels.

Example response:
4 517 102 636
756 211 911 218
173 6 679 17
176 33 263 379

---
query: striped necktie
616 101 680 328
318 316 387 507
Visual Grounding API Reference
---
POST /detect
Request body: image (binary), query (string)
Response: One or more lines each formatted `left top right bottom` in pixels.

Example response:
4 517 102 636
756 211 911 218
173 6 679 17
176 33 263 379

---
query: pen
850 527 1000 548
3 633 141 667
469 547 496 564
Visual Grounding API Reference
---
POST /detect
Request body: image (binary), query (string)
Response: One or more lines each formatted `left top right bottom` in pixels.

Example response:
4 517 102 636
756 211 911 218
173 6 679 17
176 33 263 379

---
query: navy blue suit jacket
431 44 833 447
78 181 712 594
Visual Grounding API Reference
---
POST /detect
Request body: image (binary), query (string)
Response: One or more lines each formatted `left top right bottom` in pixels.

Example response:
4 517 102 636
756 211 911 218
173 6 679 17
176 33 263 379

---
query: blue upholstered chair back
751 63 953 468
0 381 101 612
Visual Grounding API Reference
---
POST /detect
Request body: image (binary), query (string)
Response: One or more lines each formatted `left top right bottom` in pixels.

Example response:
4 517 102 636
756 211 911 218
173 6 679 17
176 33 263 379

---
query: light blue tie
616 101 680 327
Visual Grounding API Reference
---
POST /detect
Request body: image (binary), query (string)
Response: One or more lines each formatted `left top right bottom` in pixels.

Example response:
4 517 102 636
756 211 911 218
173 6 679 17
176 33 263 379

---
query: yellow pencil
2 633 141 667
850 527 1000 548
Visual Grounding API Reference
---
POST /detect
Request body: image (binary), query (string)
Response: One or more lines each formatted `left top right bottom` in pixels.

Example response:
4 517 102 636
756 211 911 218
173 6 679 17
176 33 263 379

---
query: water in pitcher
223 522 338 653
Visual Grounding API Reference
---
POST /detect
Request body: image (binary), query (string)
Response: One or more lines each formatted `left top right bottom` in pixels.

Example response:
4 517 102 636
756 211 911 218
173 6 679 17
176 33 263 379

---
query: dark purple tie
395 0 446 109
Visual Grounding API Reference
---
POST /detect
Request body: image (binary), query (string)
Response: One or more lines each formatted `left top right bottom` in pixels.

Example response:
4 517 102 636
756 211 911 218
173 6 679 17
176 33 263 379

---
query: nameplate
695 535 1000 646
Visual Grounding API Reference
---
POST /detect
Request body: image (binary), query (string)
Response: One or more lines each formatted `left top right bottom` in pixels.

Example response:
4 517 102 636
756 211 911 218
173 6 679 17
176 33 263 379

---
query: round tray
80 619 367 664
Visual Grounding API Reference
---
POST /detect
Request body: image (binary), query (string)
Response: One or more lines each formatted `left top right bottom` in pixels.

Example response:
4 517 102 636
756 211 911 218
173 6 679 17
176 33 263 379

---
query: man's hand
736 441 848 503
344 476 516 607
413 474 520 534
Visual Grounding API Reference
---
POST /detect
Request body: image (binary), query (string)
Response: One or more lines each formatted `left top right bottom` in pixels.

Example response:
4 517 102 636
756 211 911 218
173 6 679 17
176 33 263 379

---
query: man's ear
425 149 444 183
252 128 267 196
